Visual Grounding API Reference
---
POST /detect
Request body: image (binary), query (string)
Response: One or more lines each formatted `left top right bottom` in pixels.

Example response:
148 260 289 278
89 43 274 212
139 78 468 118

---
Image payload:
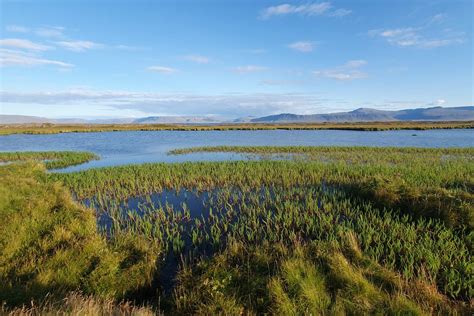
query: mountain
0 115 53 124
1 106 472 125
251 106 474 123
133 116 223 124
233 116 258 123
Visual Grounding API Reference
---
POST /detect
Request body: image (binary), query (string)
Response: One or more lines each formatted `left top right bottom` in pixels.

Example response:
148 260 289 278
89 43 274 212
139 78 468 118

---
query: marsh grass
1 146 473 314
0 151 98 169
1 121 472 135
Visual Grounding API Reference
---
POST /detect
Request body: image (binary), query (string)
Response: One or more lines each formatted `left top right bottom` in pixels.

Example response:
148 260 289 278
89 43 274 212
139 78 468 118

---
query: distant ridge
0 115 53 124
1 106 473 124
133 116 221 124
251 106 474 123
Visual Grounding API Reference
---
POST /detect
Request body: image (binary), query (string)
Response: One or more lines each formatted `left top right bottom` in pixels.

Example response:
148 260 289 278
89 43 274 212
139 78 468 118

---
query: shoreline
1 121 473 135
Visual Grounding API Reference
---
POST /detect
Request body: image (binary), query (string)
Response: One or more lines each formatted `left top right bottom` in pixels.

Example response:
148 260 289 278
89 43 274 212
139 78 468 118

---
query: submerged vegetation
1 147 473 314
1 120 473 135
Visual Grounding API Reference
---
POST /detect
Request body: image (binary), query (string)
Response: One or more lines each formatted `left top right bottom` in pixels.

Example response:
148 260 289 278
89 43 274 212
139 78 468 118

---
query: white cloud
261 2 330 18
183 54 210 64
427 99 447 106
115 44 142 50
232 65 267 74
313 60 368 81
344 60 367 68
55 40 104 52
260 2 351 19
369 26 464 48
288 41 314 52
329 8 352 17
430 14 446 24
4 25 135 53
5 25 64 37
0 89 333 116
0 38 52 51
260 79 306 86
313 71 367 81
147 66 178 74
6 25 30 33
0 49 73 68
36 26 65 38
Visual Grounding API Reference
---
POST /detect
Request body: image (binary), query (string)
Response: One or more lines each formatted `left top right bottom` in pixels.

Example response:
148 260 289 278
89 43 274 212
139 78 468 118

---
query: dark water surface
1 129 472 171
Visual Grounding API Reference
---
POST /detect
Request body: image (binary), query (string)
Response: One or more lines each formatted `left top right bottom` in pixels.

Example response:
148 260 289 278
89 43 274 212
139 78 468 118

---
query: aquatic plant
0 151 98 169
1 146 473 313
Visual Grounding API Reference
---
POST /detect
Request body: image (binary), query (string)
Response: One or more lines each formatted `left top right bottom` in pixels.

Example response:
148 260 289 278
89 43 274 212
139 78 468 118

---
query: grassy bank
0 162 162 310
1 147 473 313
0 151 98 169
1 120 473 135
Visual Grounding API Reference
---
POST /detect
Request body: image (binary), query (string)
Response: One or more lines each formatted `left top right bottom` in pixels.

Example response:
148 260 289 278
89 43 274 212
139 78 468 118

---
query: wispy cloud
288 41 314 52
0 49 73 68
36 26 65 38
344 60 367 68
328 8 352 17
6 25 30 33
0 89 335 116
429 13 446 24
427 99 447 106
5 24 132 52
232 65 268 74
114 44 142 50
5 24 65 38
182 54 210 64
0 38 52 51
55 40 104 52
313 60 368 81
260 2 351 19
260 79 306 86
147 66 178 74
368 17 464 49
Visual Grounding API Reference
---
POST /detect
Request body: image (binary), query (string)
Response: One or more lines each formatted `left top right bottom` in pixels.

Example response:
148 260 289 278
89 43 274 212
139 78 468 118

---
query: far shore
1 121 473 135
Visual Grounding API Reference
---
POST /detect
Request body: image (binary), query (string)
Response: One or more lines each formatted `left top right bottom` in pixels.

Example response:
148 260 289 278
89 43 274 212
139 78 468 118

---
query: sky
0 0 472 119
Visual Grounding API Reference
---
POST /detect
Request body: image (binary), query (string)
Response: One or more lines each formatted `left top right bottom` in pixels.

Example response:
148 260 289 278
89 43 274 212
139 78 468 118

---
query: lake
1 129 472 171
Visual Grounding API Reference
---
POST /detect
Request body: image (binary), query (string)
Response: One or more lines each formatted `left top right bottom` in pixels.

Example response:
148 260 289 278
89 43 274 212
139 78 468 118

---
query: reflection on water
1 129 472 171
86 189 216 293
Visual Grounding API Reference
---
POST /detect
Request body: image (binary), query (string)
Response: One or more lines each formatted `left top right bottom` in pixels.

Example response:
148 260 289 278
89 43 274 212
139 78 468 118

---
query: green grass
0 151 98 169
1 147 473 313
60 147 474 230
0 163 161 307
1 120 473 135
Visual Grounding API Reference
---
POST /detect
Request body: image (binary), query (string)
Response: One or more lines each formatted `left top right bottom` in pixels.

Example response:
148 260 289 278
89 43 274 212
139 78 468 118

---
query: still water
1 129 472 171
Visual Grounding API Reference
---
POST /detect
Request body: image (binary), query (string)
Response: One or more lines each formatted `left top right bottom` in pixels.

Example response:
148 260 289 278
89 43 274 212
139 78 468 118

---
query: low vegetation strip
1 147 473 313
0 151 98 169
169 145 474 159
1 120 473 135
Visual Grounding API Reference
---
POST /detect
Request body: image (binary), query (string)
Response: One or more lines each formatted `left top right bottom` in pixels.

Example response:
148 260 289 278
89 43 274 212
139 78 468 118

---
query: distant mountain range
251 106 474 123
1 106 473 125
134 116 222 124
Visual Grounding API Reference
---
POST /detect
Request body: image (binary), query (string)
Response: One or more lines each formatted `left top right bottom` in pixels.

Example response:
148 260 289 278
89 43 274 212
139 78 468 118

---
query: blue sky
0 0 472 118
